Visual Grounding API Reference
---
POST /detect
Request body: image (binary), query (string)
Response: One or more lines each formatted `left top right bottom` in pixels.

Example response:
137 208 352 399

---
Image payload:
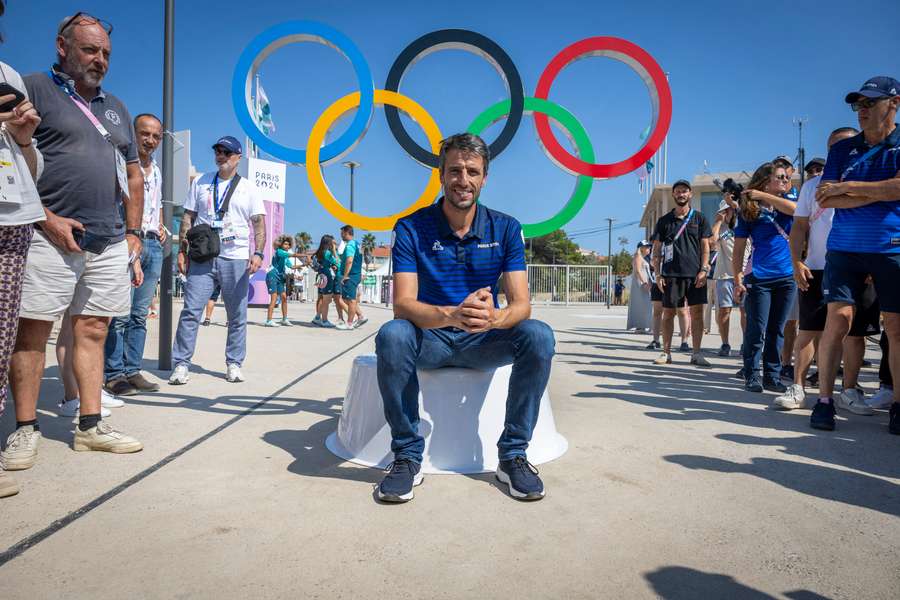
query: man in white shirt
169 136 266 384
775 126 877 411
103 113 166 396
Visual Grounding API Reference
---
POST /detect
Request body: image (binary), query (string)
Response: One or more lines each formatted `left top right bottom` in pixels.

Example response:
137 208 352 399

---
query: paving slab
1 302 898 599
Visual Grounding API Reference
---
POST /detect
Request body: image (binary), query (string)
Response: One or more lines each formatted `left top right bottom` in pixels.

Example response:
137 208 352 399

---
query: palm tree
361 233 376 253
294 231 312 253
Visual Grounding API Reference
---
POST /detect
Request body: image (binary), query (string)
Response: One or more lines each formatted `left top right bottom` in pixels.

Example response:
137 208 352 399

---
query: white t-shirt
793 175 831 270
141 160 162 234
0 61 46 226
183 172 265 260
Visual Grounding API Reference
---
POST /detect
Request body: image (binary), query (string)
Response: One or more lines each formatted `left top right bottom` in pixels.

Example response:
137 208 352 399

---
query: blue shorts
824 250 900 313
266 270 285 295
715 279 742 308
341 276 361 300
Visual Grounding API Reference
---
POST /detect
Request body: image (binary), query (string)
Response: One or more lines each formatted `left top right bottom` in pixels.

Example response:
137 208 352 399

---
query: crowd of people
0 6 897 507
628 74 900 437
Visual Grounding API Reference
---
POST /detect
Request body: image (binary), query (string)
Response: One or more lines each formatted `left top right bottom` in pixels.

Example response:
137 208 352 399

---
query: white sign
247 157 286 204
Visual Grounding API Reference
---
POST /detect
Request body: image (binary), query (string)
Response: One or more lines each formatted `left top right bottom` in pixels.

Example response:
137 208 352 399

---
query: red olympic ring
533 36 673 179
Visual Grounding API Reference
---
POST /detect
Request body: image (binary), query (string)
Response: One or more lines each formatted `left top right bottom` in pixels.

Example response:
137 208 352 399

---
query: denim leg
217 257 249 366
743 277 771 380
375 319 452 463
104 315 127 381
123 239 163 375
172 259 216 367
451 319 556 460
763 277 796 381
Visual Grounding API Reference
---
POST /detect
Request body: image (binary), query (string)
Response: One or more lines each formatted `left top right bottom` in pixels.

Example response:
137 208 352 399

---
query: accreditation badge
0 147 23 205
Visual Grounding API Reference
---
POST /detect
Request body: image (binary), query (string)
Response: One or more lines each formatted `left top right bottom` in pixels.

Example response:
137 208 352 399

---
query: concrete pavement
1 301 898 599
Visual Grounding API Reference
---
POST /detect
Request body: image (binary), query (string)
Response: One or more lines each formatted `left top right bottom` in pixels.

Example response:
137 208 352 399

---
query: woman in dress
626 240 653 332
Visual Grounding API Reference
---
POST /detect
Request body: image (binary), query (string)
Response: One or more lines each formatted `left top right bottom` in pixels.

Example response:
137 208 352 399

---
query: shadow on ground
644 566 830 600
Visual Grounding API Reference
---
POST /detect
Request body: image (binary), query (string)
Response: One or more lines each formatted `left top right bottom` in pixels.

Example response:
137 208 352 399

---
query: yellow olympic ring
306 89 443 231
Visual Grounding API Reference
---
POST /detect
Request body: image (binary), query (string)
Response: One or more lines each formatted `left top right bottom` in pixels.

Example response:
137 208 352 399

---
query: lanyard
759 210 789 241
672 209 694 241
46 70 112 142
840 142 886 182
211 174 234 216
809 205 828 224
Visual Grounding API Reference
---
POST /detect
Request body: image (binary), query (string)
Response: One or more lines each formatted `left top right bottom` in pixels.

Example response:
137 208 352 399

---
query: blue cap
212 136 243 154
845 76 900 103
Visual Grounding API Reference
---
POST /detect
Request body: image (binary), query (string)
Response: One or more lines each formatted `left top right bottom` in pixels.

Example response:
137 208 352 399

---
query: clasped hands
451 286 498 333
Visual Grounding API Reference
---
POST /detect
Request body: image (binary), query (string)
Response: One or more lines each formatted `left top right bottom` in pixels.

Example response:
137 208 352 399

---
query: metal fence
527 264 611 305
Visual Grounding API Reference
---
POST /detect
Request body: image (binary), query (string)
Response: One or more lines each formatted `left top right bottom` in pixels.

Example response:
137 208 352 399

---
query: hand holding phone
0 83 41 146
0 82 25 114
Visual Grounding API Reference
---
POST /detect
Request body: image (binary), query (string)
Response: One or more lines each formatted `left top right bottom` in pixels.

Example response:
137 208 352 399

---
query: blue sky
3 0 899 253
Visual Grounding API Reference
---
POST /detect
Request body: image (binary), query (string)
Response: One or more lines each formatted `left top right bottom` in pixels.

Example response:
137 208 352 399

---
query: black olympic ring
383 29 525 169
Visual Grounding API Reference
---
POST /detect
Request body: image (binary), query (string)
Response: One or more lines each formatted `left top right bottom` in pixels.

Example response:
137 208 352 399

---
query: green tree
361 233 376 252
527 230 585 264
294 231 312 253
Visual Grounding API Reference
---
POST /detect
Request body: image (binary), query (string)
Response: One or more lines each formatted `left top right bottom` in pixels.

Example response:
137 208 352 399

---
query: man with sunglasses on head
2 14 145 471
808 76 900 435
169 137 266 385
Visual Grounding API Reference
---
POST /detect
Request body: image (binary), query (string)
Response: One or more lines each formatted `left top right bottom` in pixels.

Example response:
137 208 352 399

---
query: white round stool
325 354 568 474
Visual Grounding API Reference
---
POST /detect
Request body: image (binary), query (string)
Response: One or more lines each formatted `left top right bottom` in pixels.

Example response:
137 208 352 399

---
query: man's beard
674 199 690 207
445 189 477 210
62 56 105 88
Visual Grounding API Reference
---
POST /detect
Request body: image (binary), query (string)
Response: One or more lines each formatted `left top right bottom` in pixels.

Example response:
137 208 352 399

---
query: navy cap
804 157 826 172
845 76 900 103
636 239 651 249
772 155 794 168
672 179 691 191
212 136 243 154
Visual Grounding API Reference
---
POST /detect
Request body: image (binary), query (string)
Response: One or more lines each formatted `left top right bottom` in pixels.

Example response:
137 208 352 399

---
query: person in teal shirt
312 234 341 328
265 235 304 327
336 225 368 330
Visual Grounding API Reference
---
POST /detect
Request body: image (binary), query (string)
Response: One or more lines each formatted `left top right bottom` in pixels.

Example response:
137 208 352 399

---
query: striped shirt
392 199 526 307
822 125 900 253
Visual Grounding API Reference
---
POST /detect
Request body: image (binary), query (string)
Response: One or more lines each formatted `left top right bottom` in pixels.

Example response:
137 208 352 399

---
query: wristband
253 251 264 259
126 228 142 237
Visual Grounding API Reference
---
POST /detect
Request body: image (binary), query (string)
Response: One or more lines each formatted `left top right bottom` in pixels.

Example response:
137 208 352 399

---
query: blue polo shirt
392 199 526 307
735 208 793 280
822 125 900 254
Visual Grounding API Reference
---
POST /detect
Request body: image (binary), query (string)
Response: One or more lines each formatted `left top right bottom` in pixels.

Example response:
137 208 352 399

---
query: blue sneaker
496 456 545 501
377 458 423 503
810 400 836 431
745 376 763 393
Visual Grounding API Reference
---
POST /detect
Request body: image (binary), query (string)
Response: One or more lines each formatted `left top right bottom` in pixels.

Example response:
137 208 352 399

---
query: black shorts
800 269 880 335
651 281 663 303
824 250 900 313
662 276 706 309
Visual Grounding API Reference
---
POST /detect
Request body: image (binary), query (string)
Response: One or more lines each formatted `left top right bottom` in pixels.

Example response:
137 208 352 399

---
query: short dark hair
829 126 859 138
341 224 354 236
438 133 490 176
134 113 162 129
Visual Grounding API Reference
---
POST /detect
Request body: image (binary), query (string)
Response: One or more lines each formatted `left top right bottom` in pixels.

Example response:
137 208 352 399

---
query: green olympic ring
467 96 595 239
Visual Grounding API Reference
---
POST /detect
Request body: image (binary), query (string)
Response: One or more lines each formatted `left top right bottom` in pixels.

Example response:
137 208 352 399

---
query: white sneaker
0 426 41 471
838 387 875 416
73 421 142 453
101 388 125 409
773 384 806 411
335 320 351 330
866 386 894 409
280 318 293 327
226 363 244 383
264 319 279 327
169 364 190 385
58 398 111 418
653 352 672 365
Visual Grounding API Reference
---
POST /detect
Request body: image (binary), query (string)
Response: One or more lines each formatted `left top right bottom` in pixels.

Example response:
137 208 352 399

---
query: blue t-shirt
392 199 526 307
734 208 793 280
339 239 362 279
822 126 900 254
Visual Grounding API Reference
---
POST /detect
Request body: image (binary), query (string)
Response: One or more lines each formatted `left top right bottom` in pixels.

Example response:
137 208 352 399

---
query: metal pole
349 163 355 213
158 0 175 371
605 217 615 309
798 119 805 187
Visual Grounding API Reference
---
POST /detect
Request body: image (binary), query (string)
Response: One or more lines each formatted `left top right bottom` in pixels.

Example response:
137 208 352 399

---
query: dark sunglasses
851 97 890 112
58 12 113 36
774 174 791 181
214 147 236 157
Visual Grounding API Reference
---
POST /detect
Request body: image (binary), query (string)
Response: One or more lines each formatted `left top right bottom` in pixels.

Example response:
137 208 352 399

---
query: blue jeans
172 257 249 367
104 238 163 380
375 318 556 463
743 274 796 381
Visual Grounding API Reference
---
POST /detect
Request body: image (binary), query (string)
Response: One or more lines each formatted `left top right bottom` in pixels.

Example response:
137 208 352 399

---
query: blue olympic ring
230 21 375 165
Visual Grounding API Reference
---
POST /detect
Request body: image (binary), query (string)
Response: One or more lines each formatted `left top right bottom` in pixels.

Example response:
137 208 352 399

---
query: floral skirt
0 224 34 416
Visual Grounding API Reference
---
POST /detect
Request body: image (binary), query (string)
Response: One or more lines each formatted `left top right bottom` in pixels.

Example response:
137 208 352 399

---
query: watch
126 228 142 237
253 251 265 259
701 265 710 273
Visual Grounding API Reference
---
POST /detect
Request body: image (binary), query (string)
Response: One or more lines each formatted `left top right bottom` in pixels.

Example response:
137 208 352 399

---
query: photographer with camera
732 163 796 393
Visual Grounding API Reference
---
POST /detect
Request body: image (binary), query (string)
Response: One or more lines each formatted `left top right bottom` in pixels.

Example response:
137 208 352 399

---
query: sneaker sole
0 481 19 498
168 379 189 385
772 401 801 411
495 468 545 501
107 387 140 397
0 455 36 471
73 441 143 453
837 403 875 416
377 473 424 503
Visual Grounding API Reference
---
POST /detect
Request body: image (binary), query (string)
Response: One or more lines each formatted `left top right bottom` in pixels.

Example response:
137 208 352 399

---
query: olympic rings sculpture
231 21 672 236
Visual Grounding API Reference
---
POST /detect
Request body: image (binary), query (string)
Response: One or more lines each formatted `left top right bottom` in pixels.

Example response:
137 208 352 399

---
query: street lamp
342 161 361 212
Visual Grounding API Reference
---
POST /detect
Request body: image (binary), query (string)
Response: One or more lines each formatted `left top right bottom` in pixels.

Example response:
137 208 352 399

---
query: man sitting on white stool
375 133 555 503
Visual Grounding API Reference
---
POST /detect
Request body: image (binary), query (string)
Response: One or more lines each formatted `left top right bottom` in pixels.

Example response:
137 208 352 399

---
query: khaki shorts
19 231 131 321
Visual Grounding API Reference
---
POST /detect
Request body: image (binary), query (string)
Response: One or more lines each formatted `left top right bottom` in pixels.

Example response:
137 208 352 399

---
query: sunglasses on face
774 174 790 181
58 12 113 36
214 147 235 157
851 97 890 112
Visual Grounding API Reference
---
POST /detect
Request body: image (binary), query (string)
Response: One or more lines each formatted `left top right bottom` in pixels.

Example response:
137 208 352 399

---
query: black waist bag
185 174 240 263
